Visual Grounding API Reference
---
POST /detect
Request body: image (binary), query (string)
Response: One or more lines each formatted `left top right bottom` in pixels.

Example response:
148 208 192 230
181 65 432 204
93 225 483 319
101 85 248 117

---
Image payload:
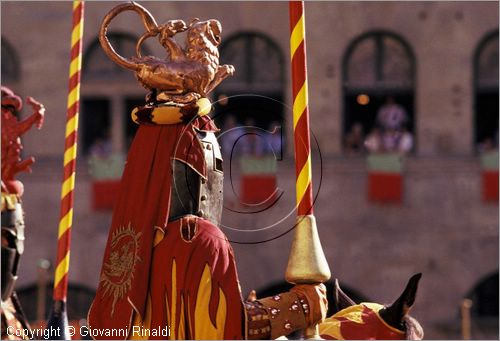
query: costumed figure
1 86 45 339
88 3 327 340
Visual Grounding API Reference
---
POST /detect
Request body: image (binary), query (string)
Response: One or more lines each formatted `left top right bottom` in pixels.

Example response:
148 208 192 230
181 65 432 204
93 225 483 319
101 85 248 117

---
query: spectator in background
365 96 413 155
344 122 365 155
89 131 112 159
241 117 264 156
220 115 241 158
376 96 408 131
364 126 382 153
265 121 283 157
397 127 414 154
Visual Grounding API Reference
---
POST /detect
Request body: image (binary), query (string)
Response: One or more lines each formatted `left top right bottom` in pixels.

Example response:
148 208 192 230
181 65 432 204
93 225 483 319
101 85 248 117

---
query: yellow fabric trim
131 98 212 125
178 295 186 339
318 315 342 339
1 193 19 211
171 259 177 339
58 208 73 238
296 154 311 205
194 264 226 339
129 294 153 339
151 106 183 125
290 14 304 58
293 83 308 130
64 144 77 166
216 288 227 336
67 83 80 108
153 228 165 247
166 289 172 340
54 252 70 288
187 294 193 340
65 115 78 138
61 172 75 199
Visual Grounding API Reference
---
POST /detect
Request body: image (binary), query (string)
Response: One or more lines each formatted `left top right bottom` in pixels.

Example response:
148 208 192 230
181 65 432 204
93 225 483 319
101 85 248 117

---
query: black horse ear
331 279 356 314
379 273 422 330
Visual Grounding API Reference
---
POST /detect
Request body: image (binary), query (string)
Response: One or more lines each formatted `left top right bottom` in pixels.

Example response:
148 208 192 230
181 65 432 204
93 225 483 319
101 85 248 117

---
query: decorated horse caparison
319 274 424 340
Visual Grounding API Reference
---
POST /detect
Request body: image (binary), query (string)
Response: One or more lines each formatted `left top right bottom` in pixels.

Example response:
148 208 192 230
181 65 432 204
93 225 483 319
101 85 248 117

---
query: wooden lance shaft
286 1 331 339
46 1 84 339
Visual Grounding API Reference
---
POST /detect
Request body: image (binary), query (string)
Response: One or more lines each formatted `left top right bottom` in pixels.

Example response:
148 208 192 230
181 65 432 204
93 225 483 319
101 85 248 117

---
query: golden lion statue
99 2 235 104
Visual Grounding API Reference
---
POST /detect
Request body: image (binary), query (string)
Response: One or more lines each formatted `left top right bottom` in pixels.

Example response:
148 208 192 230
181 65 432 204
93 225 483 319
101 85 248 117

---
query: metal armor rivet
197 210 204 217
200 195 207 201
206 144 211 150
201 178 207 184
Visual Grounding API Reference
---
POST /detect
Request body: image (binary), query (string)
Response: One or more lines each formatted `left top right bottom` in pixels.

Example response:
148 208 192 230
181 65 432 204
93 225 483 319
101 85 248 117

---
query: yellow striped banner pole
286 2 331 339
46 1 84 339
289 0 314 216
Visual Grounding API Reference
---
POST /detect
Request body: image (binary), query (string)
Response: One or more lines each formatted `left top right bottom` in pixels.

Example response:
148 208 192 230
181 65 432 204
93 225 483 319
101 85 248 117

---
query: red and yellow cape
88 116 244 339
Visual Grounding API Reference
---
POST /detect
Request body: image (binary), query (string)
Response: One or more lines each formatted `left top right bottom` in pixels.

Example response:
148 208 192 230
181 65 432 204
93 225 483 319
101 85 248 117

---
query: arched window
1 36 20 82
342 31 416 154
464 271 498 338
17 282 95 323
474 30 499 151
213 32 286 208
467 272 499 318
214 32 285 130
83 32 150 80
82 32 150 155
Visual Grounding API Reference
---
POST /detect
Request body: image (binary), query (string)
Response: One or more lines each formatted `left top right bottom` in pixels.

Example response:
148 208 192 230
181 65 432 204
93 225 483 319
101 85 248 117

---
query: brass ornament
285 215 331 339
99 2 234 104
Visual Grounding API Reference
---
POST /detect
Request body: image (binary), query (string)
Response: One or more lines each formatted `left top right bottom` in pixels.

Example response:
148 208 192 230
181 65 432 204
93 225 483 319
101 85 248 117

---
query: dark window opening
474 30 499 151
467 272 499 317
81 98 111 155
1 36 20 82
342 31 415 155
17 282 95 323
214 32 285 150
124 97 144 150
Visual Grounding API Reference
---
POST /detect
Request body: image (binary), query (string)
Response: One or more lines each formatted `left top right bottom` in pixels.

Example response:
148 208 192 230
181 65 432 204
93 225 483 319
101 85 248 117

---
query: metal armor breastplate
169 130 223 226
1 203 25 301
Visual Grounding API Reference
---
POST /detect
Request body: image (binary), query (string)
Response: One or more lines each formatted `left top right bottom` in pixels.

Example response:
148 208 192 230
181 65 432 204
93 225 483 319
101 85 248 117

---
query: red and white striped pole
46 1 84 339
285 1 331 339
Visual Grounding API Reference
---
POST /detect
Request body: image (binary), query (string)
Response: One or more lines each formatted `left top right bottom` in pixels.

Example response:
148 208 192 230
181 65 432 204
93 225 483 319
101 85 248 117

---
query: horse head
379 273 423 339
321 273 424 340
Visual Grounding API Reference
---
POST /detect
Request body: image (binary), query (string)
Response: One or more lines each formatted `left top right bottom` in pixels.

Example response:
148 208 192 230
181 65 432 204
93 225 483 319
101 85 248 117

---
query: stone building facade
1 1 498 339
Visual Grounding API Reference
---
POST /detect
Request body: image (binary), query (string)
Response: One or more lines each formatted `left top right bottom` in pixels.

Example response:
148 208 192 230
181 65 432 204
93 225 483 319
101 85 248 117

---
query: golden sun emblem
99 223 142 316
